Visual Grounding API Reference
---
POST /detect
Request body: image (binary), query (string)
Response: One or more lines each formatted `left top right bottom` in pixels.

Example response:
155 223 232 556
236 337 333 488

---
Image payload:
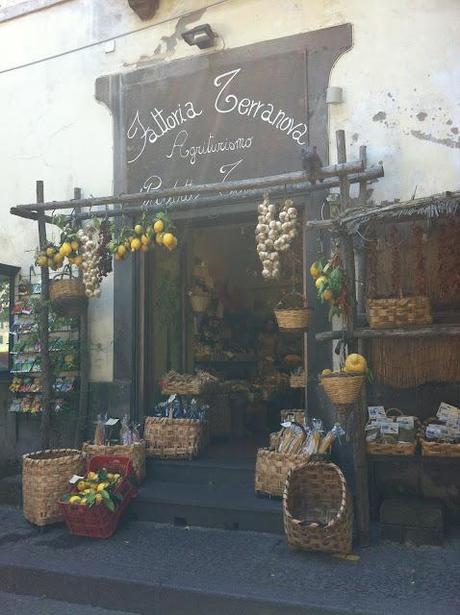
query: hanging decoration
34 211 178 301
255 194 298 280
310 253 349 321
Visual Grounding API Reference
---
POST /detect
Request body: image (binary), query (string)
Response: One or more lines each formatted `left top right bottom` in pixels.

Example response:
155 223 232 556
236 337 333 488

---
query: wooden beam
73 188 90 449
353 389 371 547
37 181 52 451
315 323 460 342
336 130 350 210
13 161 374 214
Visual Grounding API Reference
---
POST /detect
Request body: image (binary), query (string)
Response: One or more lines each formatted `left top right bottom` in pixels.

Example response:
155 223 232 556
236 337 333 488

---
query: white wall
0 0 458 381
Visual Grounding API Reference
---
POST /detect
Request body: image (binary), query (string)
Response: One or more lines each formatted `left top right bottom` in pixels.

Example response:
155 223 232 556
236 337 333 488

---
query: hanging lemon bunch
110 212 178 261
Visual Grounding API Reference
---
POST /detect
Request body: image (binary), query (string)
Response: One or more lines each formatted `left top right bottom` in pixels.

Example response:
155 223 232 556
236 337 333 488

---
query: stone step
132 478 283 533
147 457 255 487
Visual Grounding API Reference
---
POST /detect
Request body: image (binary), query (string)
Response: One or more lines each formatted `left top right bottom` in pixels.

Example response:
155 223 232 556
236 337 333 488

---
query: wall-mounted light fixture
182 24 217 49
326 86 343 104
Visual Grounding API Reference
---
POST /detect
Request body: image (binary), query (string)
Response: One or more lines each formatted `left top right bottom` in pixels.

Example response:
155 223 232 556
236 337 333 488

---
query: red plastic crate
59 455 137 539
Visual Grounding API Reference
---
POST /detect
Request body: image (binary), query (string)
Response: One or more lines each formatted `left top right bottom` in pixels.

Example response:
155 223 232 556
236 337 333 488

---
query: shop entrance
143 215 305 460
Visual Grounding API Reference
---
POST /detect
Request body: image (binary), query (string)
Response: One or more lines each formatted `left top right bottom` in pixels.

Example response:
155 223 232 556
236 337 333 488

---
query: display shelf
315 323 460 342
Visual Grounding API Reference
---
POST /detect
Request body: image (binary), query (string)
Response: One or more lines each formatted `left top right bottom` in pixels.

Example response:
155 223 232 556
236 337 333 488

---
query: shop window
0 265 19 377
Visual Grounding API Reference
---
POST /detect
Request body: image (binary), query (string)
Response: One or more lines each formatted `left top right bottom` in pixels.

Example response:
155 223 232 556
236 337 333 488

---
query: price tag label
69 475 84 485
437 402 460 424
368 406 386 419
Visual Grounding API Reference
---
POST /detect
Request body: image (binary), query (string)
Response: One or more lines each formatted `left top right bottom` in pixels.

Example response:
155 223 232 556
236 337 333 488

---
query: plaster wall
0 0 458 382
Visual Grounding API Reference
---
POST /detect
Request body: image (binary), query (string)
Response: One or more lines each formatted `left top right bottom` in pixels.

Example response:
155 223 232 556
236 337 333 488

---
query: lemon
162 233 175 249
53 253 64 266
321 369 332 376
97 482 109 492
71 240 79 251
130 238 142 252
80 497 88 505
315 276 327 289
322 289 334 302
73 255 83 266
117 245 127 258
76 481 87 492
69 495 81 504
95 493 103 504
155 233 164 246
310 262 321 279
166 236 178 251
153 220 164 234
36 255 48 267
113 474 120 481
46 246 55 257
59 242 72 257
107 473 114 481
134 224 144 236
141 234 151 246
87 472 98 481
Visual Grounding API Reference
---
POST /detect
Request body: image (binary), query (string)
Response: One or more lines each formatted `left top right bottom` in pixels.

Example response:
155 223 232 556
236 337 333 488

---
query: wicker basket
190 294 210 313
366 409 419 456
49 278 86 316
280 409 305 424
320 373 364 406
367 296 432 329
420 417 460 457
144 417 207 459
161 382 203 396
283 462 353 554
82 441 146 482
255 448 306 497
23 448 84 526
290 373 306 388
274 293 310 332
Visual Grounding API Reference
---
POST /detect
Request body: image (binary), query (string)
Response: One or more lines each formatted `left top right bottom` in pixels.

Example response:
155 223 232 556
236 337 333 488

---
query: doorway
142 215 305 460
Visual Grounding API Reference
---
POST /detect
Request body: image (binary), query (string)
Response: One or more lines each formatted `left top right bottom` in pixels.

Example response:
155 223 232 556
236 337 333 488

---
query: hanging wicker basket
22 448 84 526
50 268 86 317
283 462 353 554
190 294 210 313
367 296 432 329
255 448 306 498
320 372 364 406
274 292 310 332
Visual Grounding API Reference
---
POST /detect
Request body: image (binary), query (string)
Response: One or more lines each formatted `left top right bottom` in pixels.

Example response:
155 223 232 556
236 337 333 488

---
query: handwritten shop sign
124 52 308 206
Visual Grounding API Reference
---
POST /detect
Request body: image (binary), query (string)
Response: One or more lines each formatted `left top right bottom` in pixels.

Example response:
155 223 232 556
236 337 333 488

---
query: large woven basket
367 296 432 329
82 441 146 482
23 448 84 526
274 293 310 332
255 448 305 498
49 278 86 316
283 462 353 554
321 373 364 406
144 417 207 459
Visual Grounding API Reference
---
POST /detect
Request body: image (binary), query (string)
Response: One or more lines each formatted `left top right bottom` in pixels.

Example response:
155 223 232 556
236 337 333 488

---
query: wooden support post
37 181 53 450
74 188 90 448
336 130 350 210
340 231 371 547
355 146 368 316
302 203 309 418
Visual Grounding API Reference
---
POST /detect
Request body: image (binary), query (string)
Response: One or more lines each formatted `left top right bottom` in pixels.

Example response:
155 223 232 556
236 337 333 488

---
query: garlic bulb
79 224 102 298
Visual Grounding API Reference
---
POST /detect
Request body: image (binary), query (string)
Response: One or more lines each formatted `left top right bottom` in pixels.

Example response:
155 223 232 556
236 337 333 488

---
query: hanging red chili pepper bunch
389 225 401 296
411 224 427 296
366 237 378 299
438 219 460 302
